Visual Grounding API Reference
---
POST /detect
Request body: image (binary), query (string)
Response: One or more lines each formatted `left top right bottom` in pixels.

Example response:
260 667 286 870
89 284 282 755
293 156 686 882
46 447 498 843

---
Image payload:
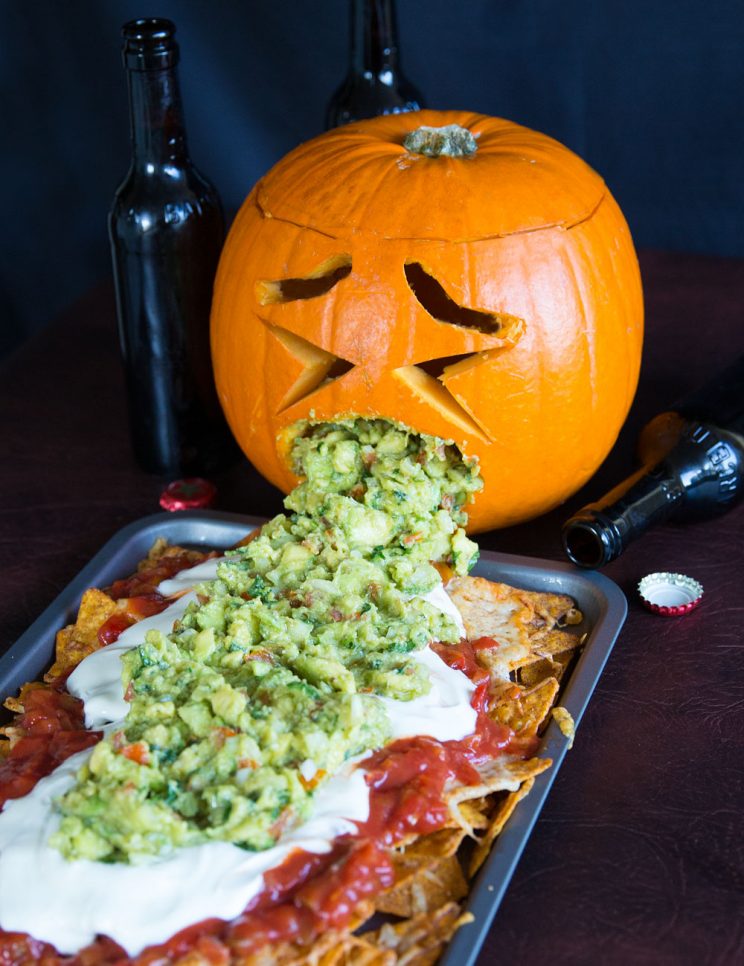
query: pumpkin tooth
393 366 491 443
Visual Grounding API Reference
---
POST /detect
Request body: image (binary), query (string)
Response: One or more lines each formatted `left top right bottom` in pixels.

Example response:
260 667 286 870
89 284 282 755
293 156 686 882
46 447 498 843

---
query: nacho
44 588 117 682
0 537 582 963
0 421 585 963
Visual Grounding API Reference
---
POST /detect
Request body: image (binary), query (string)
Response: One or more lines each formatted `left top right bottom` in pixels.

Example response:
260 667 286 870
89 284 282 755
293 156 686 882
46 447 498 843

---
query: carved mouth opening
417 353 477 380
326 357 355 381
404 262 501 335
257 255 352 305
393 366 491 442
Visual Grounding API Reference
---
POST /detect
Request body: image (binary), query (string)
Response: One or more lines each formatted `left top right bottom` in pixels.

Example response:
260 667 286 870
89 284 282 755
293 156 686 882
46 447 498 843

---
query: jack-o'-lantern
211 110 643 532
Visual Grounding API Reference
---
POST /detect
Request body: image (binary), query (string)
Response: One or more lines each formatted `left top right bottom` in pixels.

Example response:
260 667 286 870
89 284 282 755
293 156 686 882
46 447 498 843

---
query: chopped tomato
119 741 150 765
212 727 237 746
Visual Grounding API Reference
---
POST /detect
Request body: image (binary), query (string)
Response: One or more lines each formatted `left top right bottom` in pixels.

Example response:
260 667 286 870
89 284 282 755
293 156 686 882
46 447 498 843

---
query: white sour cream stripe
67 591 200 730
156 555 222 597
0 555 474 956
0 751 370 955
381 645 474 741
69 562 469 732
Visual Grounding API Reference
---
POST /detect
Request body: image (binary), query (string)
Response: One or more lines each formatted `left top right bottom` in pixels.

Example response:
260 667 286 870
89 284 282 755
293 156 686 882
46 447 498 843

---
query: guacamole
52 420 482 862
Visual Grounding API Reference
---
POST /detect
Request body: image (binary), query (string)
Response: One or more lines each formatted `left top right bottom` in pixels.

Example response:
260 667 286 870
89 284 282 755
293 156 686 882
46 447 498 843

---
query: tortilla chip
446 576 531 673
135 543 212 585
375 829 466 917
233 924 377 966
3 680 47 714
74 588 116 645
468 778 536 878
445 756 551 835
445 576 583 681
265 903 379 965
518 588 582 628
137 537 171 571
552 706 576 748
44 589 117 681
43 626 76 682
455 798 492 833
517 648 575 688
327 938 395 965
489 677 560 738
524 625 584 660
376 850 468 918
366 902 473 963
398 828 466 862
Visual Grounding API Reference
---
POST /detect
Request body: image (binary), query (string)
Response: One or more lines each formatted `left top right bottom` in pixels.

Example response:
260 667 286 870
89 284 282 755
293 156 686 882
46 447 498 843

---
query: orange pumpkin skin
211 110 643 533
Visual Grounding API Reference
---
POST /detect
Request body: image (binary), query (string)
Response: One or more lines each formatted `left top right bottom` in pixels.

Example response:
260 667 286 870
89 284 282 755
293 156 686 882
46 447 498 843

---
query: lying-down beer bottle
562 355 744 568
109 18 236 476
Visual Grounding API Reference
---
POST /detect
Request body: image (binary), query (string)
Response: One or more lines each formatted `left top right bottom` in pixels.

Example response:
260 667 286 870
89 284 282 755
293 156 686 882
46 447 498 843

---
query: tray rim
0 510 627 964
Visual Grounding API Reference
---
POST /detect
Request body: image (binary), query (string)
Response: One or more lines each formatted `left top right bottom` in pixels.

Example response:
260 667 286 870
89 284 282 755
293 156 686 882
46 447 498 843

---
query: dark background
2 0 744 359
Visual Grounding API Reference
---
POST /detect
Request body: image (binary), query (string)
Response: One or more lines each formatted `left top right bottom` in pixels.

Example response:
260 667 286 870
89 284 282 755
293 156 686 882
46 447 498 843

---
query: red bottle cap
159 478 217 512
637 572 703 616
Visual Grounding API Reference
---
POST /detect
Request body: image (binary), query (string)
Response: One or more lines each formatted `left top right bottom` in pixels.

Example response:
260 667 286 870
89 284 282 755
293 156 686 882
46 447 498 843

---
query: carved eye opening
404 262 501 335
256 255 352 306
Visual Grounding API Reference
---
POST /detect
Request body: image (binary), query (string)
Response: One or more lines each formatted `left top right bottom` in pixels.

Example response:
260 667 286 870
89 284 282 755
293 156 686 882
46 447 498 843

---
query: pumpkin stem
402 124 478 158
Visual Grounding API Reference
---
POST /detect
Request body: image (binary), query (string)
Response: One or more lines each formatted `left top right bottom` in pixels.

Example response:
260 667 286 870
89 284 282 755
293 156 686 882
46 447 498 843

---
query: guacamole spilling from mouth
52 420 482 862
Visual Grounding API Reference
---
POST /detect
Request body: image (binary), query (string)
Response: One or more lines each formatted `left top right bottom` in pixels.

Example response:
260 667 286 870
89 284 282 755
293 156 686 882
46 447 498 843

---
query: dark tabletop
1 249 743 965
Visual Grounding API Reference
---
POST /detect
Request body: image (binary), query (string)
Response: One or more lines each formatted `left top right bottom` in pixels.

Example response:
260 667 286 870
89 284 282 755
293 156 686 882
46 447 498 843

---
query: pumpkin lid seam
255 188 607 244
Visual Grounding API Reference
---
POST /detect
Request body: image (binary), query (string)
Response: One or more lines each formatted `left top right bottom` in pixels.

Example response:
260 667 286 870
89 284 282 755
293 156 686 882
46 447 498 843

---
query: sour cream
69 559 469 731
419 581 466 638
156 555 222 597
0 751 370 955
0 556 474 955
67 592 199 730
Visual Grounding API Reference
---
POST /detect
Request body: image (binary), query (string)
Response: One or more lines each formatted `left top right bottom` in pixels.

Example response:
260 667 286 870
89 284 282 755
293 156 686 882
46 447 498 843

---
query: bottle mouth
562 521 607 568
561 510 625 569
122 18 179 70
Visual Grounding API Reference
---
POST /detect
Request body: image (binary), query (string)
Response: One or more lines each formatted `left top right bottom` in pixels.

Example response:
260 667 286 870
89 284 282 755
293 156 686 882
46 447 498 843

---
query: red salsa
106 550 215 601
0 599 532 963
97 595 172 647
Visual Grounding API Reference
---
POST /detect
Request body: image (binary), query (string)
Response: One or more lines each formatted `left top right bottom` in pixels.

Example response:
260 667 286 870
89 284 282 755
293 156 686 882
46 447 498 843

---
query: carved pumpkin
211 110 643 532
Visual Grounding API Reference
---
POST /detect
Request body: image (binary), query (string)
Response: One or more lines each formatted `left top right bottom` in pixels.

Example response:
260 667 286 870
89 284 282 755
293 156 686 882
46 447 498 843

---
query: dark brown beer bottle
109 18 236 476
562 356 744 568
326 0 424 128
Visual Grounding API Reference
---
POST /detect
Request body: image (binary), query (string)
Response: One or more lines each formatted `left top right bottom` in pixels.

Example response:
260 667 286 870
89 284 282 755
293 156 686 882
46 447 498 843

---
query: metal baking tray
0 510 627 964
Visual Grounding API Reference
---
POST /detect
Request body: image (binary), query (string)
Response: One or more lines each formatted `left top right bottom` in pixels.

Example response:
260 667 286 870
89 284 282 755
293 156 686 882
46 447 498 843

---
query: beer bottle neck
563 470 684 568
121 19 189 170
127 65 190 169
562 418 744 567
350 0 401 79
